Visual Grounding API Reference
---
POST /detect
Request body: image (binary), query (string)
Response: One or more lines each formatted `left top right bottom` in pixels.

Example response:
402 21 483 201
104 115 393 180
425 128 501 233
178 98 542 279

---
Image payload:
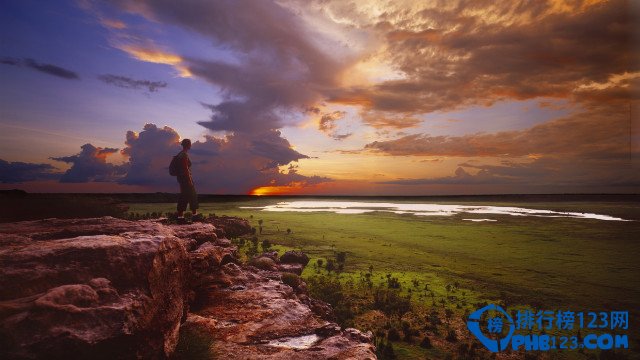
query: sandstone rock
304 297 337 322
258 250 279 261
280 250 310 266
249 256 279 271
0 217 195 359
170 223 218 245
183 259 377 359
205 215 252 239
278 263 305 275
0 217 376 359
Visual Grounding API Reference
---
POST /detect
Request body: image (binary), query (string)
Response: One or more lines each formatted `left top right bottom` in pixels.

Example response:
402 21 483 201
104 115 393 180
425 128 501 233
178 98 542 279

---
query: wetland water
242 200 631 221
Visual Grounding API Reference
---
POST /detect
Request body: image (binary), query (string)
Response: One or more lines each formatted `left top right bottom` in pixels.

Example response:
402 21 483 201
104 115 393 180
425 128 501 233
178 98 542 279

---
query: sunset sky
1 0 638 195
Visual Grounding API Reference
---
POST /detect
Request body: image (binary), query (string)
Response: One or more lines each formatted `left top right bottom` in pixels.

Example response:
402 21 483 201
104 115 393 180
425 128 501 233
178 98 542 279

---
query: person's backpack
169 153 181 176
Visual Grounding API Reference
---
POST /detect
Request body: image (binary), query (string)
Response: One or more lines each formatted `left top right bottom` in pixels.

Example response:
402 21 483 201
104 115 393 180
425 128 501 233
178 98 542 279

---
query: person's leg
177 180 189 218
189 185 199 216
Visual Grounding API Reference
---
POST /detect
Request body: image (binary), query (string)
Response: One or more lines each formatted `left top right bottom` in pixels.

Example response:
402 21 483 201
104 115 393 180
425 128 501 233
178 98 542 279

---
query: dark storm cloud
107 0 344 134
328 0 638 117
1 57 80 80
98 74 167 92
248 130 310 169
95 0 341 191
119 123 181 186
0 159 61 183
51 144 126 183
119 124 329 193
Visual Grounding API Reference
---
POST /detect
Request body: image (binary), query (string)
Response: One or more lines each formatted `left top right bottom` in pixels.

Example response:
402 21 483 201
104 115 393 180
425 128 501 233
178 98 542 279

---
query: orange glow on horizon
250 185 304 196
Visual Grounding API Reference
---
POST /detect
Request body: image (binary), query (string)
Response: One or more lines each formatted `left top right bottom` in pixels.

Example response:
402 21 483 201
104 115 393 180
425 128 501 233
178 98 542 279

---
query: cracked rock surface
0 216 376 359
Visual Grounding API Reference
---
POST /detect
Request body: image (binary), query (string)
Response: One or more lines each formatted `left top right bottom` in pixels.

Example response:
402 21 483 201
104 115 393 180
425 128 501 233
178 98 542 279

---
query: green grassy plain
129 197 640 359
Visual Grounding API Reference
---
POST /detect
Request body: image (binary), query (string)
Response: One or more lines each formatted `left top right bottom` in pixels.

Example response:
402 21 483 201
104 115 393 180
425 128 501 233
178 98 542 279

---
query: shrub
373 288 411 317
250 257 276 271
326 259 336 273
281 272 301 289
420 336 432 348
382 342 396 359
171 326 213 359
306 275 344 307
445 329 458 342
387 328 400 341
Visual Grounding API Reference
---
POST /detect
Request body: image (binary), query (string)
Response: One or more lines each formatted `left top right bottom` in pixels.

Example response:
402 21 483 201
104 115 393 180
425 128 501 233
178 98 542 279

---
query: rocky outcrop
0 216 376 359
185 262 376 359
0 217 196 359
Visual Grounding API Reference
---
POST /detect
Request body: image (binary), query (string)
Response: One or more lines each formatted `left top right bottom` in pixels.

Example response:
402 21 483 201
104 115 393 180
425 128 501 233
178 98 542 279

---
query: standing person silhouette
175 139 199 224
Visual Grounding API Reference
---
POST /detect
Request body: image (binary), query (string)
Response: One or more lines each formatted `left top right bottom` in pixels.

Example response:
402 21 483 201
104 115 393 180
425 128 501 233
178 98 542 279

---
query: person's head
181 138 192 151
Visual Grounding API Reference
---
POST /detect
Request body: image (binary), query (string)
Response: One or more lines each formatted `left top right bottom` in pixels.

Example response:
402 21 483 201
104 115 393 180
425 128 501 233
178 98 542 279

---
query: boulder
280 250 310 266
258 250 279 261
278 263 305 276
205 215 252 239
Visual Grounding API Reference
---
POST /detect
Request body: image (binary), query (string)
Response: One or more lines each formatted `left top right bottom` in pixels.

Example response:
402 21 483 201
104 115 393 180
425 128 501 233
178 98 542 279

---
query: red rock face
0 217 194 359
0 216 376 359
187 262 377 359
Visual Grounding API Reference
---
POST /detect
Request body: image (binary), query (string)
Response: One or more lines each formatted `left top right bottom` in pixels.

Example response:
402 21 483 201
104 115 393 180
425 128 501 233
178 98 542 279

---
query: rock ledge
0 217 376 359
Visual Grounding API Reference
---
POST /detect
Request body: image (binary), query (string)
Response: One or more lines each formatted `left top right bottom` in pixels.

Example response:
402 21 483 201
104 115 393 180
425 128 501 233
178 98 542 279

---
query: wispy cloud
98 74 167 93
364 106 633 159
0 57 80 80
99 17 127 30
117 44 192 78
317 111 353 140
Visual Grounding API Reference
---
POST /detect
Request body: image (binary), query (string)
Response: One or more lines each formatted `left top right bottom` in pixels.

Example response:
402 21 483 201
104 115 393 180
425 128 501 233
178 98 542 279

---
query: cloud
117 45 192 78
96 0 637 134
51 144 126 183
381 166 519 185
370 102 640 188
323 0 638 113
316 111 352 140
0 57 80 80
384 155 640 188
364 105 634 159
98 74 167 92
0 159 61 183
119 123 328 193
360 111 422 129
99 17 127 29
82 0 637 193
119 123 181 186
104 0 350 135
380 156 640 188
